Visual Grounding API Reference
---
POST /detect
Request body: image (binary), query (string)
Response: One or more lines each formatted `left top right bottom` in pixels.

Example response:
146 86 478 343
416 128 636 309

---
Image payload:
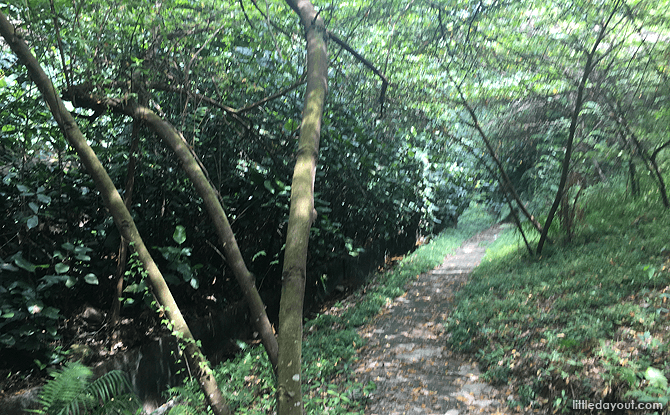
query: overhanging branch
152 77 306 117
326 30 389 108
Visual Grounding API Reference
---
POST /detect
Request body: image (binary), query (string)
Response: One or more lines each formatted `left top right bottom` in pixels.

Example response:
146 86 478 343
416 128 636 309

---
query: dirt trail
354 224 512 415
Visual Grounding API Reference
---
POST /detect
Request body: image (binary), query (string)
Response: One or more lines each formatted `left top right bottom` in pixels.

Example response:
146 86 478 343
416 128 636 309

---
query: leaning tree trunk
536 2 621 255
447 132 534 255
277 1 328 414
448 76 544 236
62 91 279 372
124 102 280 371
0 12 231 415
624 122 670 208
629 159 639 198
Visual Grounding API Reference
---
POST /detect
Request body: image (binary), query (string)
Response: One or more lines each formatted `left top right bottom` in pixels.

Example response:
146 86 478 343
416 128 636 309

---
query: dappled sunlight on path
355 225 514 415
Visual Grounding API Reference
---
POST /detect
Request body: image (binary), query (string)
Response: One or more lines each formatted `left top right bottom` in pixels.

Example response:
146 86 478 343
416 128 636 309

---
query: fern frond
33 362 136 415
85 369 132 404
35 362 93 415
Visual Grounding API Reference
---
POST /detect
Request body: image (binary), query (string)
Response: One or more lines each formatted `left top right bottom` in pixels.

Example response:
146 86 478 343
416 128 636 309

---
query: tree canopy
1 0 669 413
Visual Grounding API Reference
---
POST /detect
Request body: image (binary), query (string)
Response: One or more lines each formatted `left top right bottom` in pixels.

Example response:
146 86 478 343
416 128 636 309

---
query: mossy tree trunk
276 1 328 414
0 12 231 415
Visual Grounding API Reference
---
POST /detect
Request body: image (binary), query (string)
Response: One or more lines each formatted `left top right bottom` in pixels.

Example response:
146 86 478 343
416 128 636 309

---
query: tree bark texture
277 1 328 414
0 12 231 415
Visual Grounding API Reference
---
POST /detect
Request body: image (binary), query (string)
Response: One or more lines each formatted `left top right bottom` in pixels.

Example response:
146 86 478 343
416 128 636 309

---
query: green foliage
2 0 494 374
0 252 62 352
625 367 670 409
165 344 277 415
0 244 105 363
2 0 670 408
446 183 670 411
166 205 494 413
120 251 151 308
166 405 199 415
0 68 113 362
31 362 139 415
155 225 202 289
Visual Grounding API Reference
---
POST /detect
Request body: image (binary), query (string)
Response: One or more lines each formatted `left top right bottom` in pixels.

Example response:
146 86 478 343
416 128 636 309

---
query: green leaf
176 262 193 278
163 273 180 285
29 202 39 213
36 193 51 204
645 367 668 389
646 266 656 280
284 118 299 131
264 180 275 194
252 250 267 261
33 359 47 371
62 242 76 252
45 324 58 336
55 263 70 274
0 333 16 347
1 262 19 272
26 215 39 230
173 225 187 245
42 307 60 319
124 283 141 293
14 254 37 272
73 245 92 255
75 254 91 261
84 273 99 285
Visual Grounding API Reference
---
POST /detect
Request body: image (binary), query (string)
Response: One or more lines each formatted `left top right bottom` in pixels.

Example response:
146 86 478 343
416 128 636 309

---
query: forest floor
353 224 514 415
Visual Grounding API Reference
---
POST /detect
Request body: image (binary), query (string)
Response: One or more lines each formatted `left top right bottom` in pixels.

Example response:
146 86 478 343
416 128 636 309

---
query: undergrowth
166 203 495 414
445 184 670 414
31 361 138 415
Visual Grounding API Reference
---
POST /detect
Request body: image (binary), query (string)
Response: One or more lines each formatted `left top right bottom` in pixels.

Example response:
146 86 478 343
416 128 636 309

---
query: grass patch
446 184 670 413
166 204 495 414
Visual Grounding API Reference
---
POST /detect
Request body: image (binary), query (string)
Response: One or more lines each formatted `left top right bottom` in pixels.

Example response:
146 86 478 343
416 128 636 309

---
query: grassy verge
165 204 495 414
445 184 670 413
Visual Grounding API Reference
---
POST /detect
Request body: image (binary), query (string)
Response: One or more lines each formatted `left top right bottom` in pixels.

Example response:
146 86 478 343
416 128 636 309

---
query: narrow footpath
354 225 513 415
